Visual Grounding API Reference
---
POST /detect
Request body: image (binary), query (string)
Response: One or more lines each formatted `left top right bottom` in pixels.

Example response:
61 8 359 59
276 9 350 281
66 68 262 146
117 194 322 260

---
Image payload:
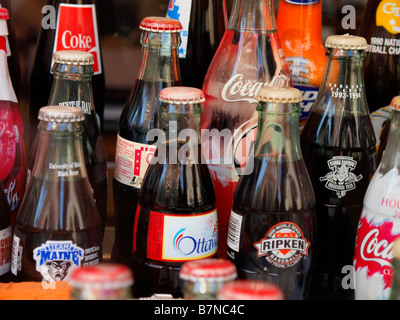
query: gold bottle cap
325 34 368 50
38 106 85 123
52 50 94 65
257 87 302 103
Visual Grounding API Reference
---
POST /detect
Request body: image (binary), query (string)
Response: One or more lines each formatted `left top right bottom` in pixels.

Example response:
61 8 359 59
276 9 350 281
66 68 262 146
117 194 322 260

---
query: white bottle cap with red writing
140 16 183 33
179 258 237 282
217 280 284 300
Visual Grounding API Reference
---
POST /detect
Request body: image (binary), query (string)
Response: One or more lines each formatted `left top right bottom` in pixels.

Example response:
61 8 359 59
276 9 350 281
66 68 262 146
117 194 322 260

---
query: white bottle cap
52 50 95 66
325 34 368 51
257 87 302 103
38 106 85 123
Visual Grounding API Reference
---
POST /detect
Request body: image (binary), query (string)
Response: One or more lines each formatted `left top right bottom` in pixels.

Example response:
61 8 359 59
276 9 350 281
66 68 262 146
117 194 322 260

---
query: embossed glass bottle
300 34 377 300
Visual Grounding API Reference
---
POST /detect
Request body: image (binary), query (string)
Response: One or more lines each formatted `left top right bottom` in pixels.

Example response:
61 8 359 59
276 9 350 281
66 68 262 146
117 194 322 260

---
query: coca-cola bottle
27 50 108 237
11 106 102 282
0 7 26 224
354 95 400 300
201 0 292 258
131 87 217 298
112 17 182 266
0 179 12 283
29 0 105 149
301 34 377 300
359 0 400 113
166 0 227 89
227 87 316 300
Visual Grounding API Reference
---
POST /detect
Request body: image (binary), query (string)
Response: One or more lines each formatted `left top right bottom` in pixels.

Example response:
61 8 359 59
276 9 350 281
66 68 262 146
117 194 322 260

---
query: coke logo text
360 229 393 268
61 31 93 50
4 179 19 212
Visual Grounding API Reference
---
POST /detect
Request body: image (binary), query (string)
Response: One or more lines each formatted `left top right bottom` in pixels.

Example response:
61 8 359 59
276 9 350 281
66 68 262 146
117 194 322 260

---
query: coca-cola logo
4 178 19 212
360 229 393 267
61 31 93 50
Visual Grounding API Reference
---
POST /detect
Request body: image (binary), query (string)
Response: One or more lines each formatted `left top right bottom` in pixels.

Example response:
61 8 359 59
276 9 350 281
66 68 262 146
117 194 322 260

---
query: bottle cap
52 50 94 66
159 87 205 104
0 7 9 20
0 7 9 37
140 17 183 33
69 263 134 289
325 34 368 50
179 259 238 282
257 87 302 103
38 106 85 123
391 96 400 110
217 280 284 300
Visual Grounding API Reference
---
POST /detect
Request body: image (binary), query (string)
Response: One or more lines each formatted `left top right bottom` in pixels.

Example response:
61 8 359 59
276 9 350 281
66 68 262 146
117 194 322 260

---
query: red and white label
52 4 102 75
114 135 156 189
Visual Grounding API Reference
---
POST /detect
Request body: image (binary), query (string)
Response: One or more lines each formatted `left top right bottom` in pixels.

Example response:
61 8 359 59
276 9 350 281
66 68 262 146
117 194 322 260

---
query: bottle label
166 0 192 58
114 135 156 189
138 208 218 262
376 0 400 35
254 222 310 268
227 210 243 252
0 225 12 276
284 0 319 4
319 156 363 198
52 4 102 75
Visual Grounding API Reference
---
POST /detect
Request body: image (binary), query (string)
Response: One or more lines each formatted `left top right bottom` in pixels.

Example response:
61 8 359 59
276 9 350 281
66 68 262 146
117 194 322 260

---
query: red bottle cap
217 280 284 300
391 96 400 110
0 8 9 20
69 263 134 289
159 87 205 104
179 259 237 282
140 16 183 33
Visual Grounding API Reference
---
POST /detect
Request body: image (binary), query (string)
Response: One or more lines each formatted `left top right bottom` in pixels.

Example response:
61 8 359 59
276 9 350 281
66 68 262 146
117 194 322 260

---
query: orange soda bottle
277 0 326 131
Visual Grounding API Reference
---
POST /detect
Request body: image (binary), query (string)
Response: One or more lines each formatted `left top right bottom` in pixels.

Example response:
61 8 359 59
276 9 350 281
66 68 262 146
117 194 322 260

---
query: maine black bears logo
44 260 72 281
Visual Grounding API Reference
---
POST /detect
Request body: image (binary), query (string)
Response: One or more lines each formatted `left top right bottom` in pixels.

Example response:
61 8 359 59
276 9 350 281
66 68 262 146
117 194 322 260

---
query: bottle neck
48 63 94 115
380 110 400 173
32 121 87 181
138 31 181 83
315 48 368 115
228 0 277 32
0 34 16 103
254 101 302 162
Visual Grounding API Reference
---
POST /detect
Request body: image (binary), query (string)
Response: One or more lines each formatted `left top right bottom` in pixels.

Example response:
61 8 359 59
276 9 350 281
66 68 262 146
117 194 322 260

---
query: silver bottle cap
52 50 94 66
257 87 302 103
38 106 85 123
325 34 368 51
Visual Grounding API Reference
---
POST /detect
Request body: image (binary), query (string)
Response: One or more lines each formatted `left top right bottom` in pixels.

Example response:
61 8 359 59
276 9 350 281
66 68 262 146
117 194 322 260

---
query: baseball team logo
254 222 310 268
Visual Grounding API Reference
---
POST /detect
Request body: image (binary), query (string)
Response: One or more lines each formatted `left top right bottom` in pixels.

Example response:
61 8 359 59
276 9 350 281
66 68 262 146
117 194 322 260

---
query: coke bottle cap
217 280 284 300
325 34 368 51
38 106 85 123
159 87 205 104
52 50 94 66
140 17 183 33
391 96 400 110
257 87 302 103
69 263 134 289
179 259 238 282
0 7 9 20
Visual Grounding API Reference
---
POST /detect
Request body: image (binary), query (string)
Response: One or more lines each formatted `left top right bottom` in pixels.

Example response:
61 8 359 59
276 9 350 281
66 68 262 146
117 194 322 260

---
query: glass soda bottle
0 7 26 224
131 87 218 298
31 50 107 237
112 17 182 266
11 106 102 283
360 0 400 113
227 87 316 300
29 0 105 149
201 0 292 258
277 0 325 131
354 96 400 300
0 180 12 283
166 0 227 89
300 34 377 300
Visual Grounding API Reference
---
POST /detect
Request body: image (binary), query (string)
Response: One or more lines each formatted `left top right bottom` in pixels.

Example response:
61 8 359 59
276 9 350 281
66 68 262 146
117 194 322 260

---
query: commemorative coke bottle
0 7 26 224
0 180 12 283
112 17 182 266
360 0 400 113
131 87 218 298
29 0 105 149
300 34 377 300
201 0 292 258
277 0 325 131
166 0 227 89
39 50 107 237
354 96 400 300
227 87 316 300
11 106 102 282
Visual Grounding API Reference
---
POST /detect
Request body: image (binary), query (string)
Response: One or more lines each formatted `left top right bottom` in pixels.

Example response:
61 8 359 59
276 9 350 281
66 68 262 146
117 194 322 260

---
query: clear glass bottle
354 96 400 300
11 106 102 282
179 258 237 300
300 34 377 300
112 17 182 266
131 87 217 298
201 0 292 258
227 87 315 300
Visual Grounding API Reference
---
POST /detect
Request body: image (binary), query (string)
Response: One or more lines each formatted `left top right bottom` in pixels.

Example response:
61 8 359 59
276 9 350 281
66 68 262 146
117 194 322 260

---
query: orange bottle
277 0 326 131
